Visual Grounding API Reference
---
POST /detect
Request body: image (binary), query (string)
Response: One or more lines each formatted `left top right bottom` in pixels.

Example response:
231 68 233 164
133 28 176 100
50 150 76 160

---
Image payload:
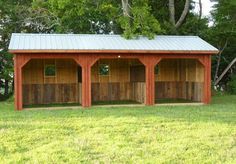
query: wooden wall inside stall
91 59 146 103
22 59 82 106
155 59 204 102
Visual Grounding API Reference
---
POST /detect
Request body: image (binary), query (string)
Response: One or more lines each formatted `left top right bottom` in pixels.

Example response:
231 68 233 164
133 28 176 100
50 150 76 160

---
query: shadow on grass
1 95 236 125
23 103 81 108
155 98 197 104
92 100 141 105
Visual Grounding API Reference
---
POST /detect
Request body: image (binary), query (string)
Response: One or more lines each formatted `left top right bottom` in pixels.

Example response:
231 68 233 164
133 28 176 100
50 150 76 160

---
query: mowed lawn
0 95 236 163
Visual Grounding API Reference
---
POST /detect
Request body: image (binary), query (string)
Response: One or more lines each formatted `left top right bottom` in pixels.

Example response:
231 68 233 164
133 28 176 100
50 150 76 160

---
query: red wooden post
75 55 98 108
81 63 91 107
203 55 211 104
14 56 23 110
14 55 30 110
145 62 155 105
140 56 161 106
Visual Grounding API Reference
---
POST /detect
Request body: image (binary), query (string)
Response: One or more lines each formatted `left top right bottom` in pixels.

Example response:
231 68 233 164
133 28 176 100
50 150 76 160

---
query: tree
42 0 120 34
0 0 61 99
209 0 236 88
43 0 162 38
119 0 162 38
149 0 208 36
169 0 190 29
0 0 32 98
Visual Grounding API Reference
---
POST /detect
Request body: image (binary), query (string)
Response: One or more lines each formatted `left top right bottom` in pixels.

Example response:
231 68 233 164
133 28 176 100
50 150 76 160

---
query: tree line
0 0 236 100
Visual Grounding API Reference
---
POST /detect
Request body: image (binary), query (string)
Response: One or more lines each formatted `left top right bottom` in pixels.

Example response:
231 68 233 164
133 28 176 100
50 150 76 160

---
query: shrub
228 74 236 94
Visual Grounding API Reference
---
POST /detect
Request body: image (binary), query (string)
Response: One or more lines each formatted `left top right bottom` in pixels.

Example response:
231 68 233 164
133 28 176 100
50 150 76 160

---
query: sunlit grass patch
0 95 236 163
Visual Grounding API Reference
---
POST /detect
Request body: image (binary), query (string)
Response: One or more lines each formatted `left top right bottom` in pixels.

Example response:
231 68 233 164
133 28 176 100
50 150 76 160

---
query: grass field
0 95 236 163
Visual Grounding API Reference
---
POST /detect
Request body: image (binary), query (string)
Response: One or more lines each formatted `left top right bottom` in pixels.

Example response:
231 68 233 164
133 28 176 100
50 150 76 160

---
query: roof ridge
11 33 199 38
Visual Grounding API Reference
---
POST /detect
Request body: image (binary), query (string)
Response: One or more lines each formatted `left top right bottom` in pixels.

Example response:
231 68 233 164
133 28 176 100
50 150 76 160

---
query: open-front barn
8 34 218 110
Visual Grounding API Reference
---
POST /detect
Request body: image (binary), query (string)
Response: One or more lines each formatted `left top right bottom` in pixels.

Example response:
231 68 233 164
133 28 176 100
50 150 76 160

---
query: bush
228 74 236 94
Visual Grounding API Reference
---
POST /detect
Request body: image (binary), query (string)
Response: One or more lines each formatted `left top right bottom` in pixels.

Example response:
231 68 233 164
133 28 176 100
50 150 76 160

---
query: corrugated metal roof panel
8 33 218 52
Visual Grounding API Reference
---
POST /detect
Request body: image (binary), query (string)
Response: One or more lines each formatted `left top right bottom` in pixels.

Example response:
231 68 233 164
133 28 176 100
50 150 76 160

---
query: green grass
0 95 236 163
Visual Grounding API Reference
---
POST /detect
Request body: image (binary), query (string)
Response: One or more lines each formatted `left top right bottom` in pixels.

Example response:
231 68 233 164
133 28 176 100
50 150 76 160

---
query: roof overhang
9 49 219 55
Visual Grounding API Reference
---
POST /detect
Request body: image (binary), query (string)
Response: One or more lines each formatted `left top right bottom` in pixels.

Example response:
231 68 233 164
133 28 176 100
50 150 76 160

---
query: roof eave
9 49 219 55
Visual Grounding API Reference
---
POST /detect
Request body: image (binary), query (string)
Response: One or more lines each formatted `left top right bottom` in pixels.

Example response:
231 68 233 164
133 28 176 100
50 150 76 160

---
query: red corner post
203 55 212 104
14 55 30 110
14 56 22 110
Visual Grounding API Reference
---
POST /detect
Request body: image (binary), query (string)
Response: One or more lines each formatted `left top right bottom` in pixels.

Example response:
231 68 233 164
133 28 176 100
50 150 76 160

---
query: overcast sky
193 0 216 17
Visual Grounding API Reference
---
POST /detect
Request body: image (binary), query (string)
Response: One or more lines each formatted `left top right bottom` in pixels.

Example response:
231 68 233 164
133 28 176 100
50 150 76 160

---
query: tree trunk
214 40 228 83
199 0 202 19
4 79 9 96
214 53 222 83
175 0 190 28
0 80 2 96
214 58 236 86
121 0 130 17
12 79 14 93
169 0 175 25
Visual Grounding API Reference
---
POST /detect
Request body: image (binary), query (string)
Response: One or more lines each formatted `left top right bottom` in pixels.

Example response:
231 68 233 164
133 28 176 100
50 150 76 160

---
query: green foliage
119 0 162 39
44 0 162 38
211 0 236 42
0 0 66 97
0 51 13 80
209 0 236 88
228 74 236 94
178 15 209 36
150 0 202 35
99 64 110 76
44 0 120 34
44 65 56 76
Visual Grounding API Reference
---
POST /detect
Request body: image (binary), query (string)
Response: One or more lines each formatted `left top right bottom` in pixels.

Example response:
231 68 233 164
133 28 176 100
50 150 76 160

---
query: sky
193 0 216 17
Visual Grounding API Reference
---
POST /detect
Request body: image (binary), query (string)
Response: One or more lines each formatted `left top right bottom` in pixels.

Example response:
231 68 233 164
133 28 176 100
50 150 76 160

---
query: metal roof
8 33 218 53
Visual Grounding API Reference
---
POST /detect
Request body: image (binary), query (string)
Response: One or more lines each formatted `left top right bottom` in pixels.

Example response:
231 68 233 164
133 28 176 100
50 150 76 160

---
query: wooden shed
8 34 218 110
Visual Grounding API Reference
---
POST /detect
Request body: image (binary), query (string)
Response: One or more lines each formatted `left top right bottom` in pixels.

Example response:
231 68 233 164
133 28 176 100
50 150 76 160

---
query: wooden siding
92 59 204 83
22 58 204 105
91 82 145 103
23 59 79 84
91 59 145 103
23 58 203 84
130 65 145 82
23 83 82 105
91 59 142 83
155 82 203 102
132 82 146 103
22 59 81 105
156 59 204 82
14 53 211 110
155 59 204 102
